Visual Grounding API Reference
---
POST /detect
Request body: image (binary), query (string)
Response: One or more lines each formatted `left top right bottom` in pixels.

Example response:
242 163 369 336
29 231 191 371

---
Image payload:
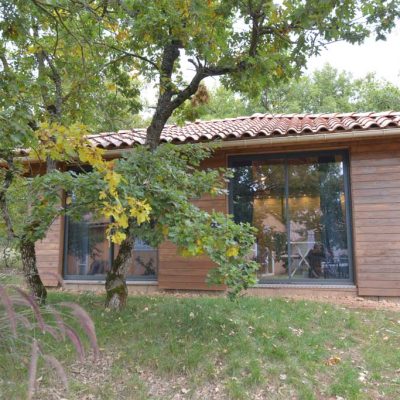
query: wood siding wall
158 152 227 290
35 216 63 286
351 140 400 296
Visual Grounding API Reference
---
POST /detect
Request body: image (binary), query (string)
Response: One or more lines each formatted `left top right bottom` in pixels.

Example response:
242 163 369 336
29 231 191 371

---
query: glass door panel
287 155 349 280
231 159 288 280
252 160 288 280
230 151 351 283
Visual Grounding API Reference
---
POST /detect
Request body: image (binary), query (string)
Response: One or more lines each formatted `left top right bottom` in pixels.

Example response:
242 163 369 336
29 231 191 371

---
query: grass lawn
1 291 400 400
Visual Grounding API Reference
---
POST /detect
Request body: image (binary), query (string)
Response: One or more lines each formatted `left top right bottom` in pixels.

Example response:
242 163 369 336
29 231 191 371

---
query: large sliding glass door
230 151 352 283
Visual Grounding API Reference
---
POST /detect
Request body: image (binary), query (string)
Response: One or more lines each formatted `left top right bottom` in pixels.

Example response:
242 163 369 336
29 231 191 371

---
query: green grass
2 292 400 399
0 270 24 285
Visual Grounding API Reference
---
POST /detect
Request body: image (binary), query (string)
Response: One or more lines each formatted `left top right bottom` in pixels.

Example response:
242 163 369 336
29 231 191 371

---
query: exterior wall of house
35 215 63 287
350 140 400 296
35 137 400 297
158 152 227 290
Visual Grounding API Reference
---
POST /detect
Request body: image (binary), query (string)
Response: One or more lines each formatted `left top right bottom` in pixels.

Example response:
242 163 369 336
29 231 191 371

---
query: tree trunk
146 120 168 150
145 95 175 150
19 239 47 305
105 235 135 310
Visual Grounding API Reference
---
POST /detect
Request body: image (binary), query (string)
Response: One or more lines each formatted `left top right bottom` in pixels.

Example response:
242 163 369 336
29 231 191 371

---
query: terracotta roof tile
87 111 400 149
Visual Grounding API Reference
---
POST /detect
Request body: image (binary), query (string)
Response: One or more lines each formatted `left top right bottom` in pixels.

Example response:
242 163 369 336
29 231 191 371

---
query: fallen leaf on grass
325 356 341 366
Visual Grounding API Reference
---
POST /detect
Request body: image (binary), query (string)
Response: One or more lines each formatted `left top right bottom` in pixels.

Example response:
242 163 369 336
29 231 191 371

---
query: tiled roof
87 111 400 149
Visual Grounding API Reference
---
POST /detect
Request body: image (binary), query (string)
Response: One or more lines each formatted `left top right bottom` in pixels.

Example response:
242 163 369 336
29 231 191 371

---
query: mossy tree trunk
0 160 47 305
105 235 135 310
19 239 47 305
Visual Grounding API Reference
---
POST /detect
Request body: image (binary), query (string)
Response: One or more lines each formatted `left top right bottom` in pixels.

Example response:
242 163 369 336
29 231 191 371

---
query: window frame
62 214 158 282
228 149 354 285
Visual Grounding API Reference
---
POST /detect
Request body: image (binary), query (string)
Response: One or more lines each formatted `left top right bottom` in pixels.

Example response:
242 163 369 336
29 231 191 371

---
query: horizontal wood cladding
35 216 63 286
158 242 224 290
158 153 227 290
355 225 400 234
351 140 400 296
357 288 400 296
354 210 400 219
352 179 400 190
353 187 400 197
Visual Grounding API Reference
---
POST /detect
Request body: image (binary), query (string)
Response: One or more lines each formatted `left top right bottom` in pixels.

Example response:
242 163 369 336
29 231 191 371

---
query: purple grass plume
0 282 99 398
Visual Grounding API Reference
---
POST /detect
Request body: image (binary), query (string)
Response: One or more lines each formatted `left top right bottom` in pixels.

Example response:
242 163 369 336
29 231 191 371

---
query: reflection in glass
288 156 349 280
65 215 157 279
114 240 158 277
252 160 288 280
230 152 350 282
66 216 110 276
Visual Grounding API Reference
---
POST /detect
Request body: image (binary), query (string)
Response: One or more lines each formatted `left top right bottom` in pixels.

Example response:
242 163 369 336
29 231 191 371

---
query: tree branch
41 51 63 121
105 47 159 70
42 50 63 122
0 52 10 73
248 0 267 57
145 40 182 149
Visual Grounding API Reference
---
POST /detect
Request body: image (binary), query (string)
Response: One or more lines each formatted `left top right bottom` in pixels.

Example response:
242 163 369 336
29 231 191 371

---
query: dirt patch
33 352 113 399
139 369 228 400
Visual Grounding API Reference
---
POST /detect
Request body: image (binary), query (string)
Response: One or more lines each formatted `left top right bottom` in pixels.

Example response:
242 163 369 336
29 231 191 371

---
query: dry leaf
325 356 341 366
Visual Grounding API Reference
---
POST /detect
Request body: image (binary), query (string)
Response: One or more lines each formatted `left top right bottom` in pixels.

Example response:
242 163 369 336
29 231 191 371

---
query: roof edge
103 127 400 156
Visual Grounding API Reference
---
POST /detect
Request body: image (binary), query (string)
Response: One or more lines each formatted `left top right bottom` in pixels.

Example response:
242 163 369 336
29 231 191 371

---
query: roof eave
103 127 400 156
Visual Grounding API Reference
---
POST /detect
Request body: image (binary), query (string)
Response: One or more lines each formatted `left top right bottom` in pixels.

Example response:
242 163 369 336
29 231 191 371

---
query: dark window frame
63 214 159 281
62 175 158 283
228 149 354 285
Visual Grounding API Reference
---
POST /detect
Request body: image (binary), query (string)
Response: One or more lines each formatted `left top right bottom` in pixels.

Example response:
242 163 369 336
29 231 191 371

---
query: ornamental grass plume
0 282 99 399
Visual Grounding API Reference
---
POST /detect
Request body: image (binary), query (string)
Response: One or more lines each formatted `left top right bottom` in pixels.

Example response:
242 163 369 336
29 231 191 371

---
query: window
229 150 353 283
63 213 158 280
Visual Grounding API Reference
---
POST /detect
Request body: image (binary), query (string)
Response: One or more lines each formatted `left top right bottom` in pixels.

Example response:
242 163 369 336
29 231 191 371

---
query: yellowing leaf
325 356 341 366
210 187 219 196
110 231 127 245
116 30 129 41
162 225 169 236
106 82 117 91
179 248 192 257
115 213 129 229
276 66 284 77
105 171 121 189
226 246 239 257
136 209 150 225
